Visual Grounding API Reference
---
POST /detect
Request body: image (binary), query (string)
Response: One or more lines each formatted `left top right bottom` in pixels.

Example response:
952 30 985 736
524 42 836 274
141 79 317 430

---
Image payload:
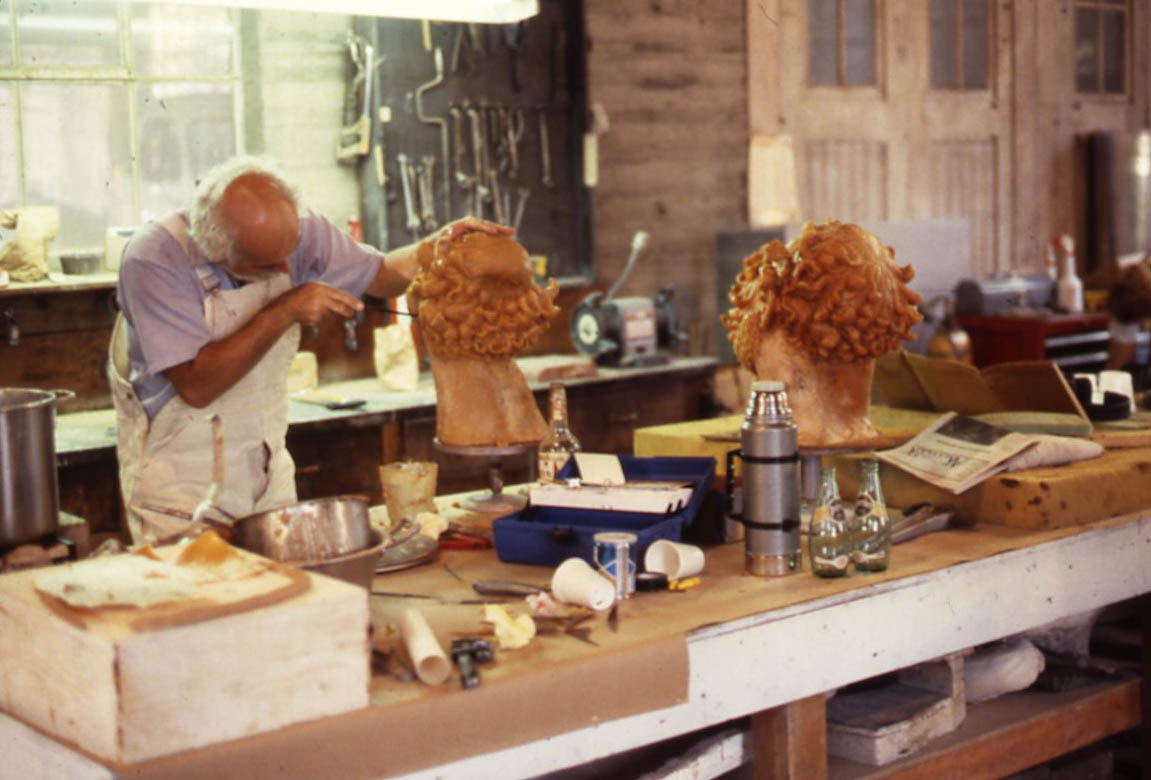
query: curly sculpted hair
721 220 922 366
409 231 559 360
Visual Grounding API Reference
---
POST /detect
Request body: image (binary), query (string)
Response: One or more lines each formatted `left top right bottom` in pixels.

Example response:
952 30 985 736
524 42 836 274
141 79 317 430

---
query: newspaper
876 412 1040 494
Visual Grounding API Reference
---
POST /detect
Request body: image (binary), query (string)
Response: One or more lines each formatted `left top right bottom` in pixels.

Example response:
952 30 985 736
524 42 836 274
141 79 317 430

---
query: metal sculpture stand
433 439 536 513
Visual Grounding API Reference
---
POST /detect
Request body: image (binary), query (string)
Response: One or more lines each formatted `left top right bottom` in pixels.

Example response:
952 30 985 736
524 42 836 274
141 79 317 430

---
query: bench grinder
569 231 686 366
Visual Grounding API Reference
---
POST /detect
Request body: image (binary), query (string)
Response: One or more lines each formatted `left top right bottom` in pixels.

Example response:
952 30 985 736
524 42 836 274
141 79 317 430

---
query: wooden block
0 559 370 763
750 693 827 779
834 447 1151 529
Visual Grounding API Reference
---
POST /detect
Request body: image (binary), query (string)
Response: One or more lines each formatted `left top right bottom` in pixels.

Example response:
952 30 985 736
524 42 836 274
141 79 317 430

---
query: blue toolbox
491 455 717 567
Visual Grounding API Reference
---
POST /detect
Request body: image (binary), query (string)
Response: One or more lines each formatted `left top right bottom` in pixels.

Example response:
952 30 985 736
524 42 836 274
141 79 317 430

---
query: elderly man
110 155 507 543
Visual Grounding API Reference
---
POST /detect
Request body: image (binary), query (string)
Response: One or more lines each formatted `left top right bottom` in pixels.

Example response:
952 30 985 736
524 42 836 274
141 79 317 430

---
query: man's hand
166 283 363 408
438 217 515 242
271 282 364 327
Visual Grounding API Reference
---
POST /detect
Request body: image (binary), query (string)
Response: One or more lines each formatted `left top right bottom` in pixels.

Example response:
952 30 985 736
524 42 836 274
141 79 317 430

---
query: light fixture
126 0 539 24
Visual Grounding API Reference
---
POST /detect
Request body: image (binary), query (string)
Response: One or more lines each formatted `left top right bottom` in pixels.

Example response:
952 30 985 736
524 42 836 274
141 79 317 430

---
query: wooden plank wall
584 0 749 355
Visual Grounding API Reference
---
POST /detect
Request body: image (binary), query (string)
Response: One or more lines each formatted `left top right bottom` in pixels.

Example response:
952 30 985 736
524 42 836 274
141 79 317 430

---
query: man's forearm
365 241 422 299
165 305 296 408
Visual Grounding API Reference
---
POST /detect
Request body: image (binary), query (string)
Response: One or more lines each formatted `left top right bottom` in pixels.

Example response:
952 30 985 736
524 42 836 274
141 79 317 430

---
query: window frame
0 2 244 246
807 0 881 90
928 0 993 92
1074 0 1129 96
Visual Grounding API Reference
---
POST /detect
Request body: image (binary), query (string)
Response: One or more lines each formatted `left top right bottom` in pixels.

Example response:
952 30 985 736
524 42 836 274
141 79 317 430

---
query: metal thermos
732 381 801 576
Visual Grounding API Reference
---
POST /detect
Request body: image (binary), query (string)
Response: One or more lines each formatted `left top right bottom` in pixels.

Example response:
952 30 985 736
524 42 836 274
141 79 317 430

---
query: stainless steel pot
232 495 373 563
0 388 74 548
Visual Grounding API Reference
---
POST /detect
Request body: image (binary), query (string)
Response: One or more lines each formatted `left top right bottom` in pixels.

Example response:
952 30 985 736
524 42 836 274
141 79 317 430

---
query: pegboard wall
347 1 591 279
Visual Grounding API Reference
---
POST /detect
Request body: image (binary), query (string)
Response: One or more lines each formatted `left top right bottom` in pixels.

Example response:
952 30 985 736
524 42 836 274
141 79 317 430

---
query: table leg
1142 593 1151 777
750 693 827 779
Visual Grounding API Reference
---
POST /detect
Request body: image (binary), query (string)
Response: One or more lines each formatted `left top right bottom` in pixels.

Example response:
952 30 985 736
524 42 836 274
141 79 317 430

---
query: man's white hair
189 155 303 262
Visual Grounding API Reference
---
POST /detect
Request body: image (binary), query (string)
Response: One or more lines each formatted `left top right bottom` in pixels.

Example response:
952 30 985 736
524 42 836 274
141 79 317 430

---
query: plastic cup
644 539 705 580
551 557 615 611
379 461 438 524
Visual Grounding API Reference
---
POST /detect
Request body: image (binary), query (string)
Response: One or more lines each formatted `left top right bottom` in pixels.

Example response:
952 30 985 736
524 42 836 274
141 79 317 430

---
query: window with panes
0 0 239 252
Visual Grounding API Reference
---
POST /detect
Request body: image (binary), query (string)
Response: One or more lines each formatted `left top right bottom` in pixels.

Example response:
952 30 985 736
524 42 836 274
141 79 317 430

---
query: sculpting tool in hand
361 303 415 317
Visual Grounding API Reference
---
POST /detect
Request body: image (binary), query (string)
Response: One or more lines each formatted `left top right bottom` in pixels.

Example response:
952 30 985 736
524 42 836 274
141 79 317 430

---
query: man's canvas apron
107 213 300 544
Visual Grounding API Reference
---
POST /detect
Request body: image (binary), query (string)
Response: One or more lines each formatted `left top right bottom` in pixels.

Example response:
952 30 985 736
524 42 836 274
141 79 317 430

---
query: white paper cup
644 539 705 580
551 557 615 611
1099 370 1135 412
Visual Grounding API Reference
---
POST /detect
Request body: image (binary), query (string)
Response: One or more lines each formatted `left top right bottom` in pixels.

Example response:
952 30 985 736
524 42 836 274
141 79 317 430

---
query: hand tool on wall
536 106 554 188
509 108 526 177
450 103 475 213
488 169 507 225
396 152 421 239
337 37 380 163
512 186 530 233
418 155 438 230
467 104 489 218
415 47 451 222
503 21 525 93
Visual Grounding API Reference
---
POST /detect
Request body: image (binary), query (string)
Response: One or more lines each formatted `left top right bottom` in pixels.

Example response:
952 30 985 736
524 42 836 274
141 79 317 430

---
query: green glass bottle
809 466 851 577
853 459 891 572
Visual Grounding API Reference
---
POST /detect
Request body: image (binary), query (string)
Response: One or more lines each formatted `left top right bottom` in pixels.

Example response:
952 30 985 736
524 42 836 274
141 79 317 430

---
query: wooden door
749 0 1013 277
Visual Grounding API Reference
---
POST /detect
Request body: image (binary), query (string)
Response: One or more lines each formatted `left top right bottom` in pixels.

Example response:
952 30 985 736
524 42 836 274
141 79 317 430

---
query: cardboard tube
396 608 451 686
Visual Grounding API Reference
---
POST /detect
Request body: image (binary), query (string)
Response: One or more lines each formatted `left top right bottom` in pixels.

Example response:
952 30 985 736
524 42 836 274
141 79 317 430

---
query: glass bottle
808 465 851 577
537 382 581 483
853 459 891 572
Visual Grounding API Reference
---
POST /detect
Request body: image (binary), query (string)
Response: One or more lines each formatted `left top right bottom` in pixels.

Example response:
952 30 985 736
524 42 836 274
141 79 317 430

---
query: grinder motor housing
570 289 685 367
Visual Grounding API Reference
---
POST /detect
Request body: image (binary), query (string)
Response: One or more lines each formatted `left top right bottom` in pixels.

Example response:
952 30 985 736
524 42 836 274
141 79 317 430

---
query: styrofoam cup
644 539 705 580
551 557 615 611
1099 370 1135 413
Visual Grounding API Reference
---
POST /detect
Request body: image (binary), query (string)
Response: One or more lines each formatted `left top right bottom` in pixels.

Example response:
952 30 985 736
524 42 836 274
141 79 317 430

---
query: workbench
52 356 717 535
4 501 1149 778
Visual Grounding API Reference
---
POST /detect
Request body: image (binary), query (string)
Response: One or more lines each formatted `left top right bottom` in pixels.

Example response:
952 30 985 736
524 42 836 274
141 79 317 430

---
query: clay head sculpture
721 220 922 447
409 231 559 447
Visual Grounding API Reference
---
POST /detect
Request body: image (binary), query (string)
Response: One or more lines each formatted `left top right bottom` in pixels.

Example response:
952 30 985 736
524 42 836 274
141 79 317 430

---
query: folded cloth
1002 434 1104 472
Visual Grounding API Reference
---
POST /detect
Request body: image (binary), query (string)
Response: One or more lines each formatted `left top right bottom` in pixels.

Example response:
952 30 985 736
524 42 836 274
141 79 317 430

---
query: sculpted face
408 231 559 360
410 230 559 447
218 172 299 281
721 220 922 446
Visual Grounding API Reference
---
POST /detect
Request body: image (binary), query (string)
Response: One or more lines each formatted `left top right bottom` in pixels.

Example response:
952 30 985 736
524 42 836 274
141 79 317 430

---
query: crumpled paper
483 603 536 650
0 206 59 282
1002 434 1104 472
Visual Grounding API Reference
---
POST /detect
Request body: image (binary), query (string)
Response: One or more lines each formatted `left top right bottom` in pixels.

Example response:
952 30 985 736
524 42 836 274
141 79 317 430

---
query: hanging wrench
467 104 490 217
397 153 421 239
488 169 507 225
512 186 530 233
506 108 526 178
537 106 554 188
415 47 451 221
419 155 438 230
451 103 474 191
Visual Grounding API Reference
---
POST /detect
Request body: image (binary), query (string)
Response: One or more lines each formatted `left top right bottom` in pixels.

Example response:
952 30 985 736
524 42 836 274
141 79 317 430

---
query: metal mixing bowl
233 495 372 562
297 530 387 590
